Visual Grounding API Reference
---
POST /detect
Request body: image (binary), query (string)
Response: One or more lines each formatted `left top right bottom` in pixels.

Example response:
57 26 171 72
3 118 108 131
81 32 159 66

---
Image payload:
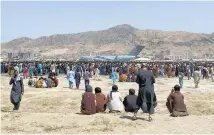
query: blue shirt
67 71 75 82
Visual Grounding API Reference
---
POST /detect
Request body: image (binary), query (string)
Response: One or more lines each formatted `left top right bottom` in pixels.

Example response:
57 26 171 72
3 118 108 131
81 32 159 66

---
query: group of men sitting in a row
81 84 189 117
28 72 59 88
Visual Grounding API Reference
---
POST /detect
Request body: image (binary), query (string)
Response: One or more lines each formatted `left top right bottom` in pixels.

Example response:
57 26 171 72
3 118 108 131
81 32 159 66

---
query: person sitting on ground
46 78 52 88
52 75 59 87
81 85 96 115
28 76 37 87
28 76 33 86
106 85 124 113
48 72 54 79
166 85 189 117
126 73 132 82
35 77 44 88
95 87 107 113
42 78 48 88
119 74 127 82
123 89 138 112
48 72 58 87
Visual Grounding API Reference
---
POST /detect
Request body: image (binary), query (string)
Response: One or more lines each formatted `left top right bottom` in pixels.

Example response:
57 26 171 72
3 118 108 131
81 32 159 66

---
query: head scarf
86 85 93 92
15 74 21 81
110 85 118 99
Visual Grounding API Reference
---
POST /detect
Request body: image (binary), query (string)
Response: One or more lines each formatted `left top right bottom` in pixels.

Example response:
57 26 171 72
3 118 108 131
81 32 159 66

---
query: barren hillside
2 24 214 59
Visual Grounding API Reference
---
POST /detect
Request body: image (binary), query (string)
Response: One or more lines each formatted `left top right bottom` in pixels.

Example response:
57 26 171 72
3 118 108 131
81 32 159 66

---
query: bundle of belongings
28 75 58 88
119 74 137 82
119 74 127 82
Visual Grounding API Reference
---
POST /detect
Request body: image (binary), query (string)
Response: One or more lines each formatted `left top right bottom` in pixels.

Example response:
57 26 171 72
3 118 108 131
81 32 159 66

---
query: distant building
164 51 193 60
154 50 199 60
0 52 8 61
7 52 34 60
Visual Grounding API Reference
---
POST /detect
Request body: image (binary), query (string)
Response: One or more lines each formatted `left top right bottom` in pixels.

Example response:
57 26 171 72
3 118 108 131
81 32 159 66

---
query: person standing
187 65 191 80
50 63 56 74
18 63 23 74
9 70 24 112
66 64 70 75
211 66 214 82
83 69 90 89
1 63 5 73
178 69 185 89
175 64 180 77
37 63 43 75
160 65 164 77
112 69 117 85
28 64 33 77
8 63 12 76
75 69 81 89
193 67 201 88
14 64 19 75
202 66 208 79
67 68 75 89
134 64 156 121
56 64 60 76
94 68 100 80
23 67 29 79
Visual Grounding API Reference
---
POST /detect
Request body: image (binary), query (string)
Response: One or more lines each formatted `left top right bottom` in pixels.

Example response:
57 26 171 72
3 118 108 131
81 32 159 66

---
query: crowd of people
2 61 214 88
2 61 213 121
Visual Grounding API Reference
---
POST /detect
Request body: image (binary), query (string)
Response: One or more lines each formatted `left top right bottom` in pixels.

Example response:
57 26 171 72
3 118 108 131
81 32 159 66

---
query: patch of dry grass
1 106 12 112
88 116 114 132
1 114 9 121
22 96 79 113
43 123 79 133
3 126 24 133
1 75 214 134
187 101 214 115
95 78 103 81
184 92 214 101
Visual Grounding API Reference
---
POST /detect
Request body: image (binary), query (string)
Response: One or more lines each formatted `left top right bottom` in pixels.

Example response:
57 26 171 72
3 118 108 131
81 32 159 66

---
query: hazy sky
2 1 214 42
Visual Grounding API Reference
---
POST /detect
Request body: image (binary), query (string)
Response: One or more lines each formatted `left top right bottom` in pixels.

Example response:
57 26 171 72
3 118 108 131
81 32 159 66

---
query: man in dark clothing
123 89 137 112
166 85 189 117
175 64 180 77
9 70 24 112
134 64 156 121
83 69 90 89
75 69 81 89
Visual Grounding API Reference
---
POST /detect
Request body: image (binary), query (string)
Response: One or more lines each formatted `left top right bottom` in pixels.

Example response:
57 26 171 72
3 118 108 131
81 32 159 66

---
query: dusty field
1 74 214 134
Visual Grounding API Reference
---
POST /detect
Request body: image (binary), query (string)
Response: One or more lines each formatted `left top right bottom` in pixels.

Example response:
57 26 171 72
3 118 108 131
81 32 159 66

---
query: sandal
132 113 137 120
148 117 152 122
132 116 137 120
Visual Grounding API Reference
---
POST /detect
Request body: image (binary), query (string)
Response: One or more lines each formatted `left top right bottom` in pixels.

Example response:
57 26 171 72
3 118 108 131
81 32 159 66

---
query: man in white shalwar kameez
94 68 100 80
193 67 201 88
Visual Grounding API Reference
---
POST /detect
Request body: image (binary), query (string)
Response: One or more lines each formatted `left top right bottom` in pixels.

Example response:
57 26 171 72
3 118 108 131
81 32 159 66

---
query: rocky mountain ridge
2 24 214 59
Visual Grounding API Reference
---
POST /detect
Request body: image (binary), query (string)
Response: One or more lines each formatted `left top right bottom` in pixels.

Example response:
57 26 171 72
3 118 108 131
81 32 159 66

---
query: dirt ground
1 74 214 134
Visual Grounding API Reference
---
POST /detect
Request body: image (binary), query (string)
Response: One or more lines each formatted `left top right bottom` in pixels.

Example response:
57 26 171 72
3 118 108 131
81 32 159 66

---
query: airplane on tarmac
78 45 145 62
